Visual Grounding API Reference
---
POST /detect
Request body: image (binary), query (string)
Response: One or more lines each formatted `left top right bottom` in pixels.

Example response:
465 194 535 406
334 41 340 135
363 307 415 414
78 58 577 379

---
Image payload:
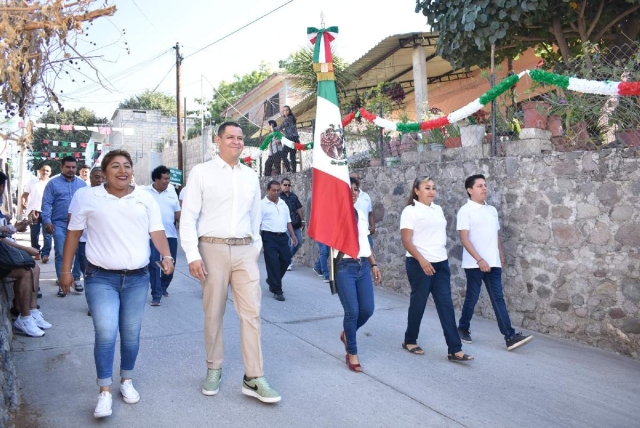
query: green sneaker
241 376 281 403
202 369 222 396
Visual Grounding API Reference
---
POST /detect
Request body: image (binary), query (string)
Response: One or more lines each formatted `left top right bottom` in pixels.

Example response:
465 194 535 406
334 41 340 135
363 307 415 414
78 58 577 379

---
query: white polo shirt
24 178 48 212
260 197 291 233
68 184 164 270
354 190 372 235
457 199 501 268
400 201 448 262
144 184 181 238
342 208 372 259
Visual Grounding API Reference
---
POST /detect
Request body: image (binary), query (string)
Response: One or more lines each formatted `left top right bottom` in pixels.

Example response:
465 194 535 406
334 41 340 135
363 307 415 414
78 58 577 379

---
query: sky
51 0 430 120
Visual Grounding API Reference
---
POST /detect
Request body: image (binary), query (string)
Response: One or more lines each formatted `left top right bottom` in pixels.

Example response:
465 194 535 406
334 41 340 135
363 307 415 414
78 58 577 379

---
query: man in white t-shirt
350 172 375 248
145 166 181 306
20 163 52 261
456 174 533 351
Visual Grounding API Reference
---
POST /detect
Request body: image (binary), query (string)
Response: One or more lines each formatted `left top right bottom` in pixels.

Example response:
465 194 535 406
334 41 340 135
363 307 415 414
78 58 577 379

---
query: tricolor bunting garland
240 68 640 162
307 25 359 259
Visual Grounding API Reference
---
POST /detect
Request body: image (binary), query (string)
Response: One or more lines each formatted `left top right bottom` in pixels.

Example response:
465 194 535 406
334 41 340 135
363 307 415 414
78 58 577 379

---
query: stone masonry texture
260 147 640 358
1 281 18 427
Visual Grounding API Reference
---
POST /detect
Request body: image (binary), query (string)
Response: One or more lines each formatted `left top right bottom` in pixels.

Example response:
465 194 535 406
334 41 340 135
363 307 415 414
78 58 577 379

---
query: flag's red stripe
323 32 333 64
308 168 359 258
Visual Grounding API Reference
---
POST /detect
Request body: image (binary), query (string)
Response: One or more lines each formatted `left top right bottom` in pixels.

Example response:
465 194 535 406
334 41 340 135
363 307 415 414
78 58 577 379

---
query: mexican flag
307 26 359 258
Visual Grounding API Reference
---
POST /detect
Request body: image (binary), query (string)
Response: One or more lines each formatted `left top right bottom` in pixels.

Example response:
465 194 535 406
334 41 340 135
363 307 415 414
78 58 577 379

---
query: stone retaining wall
1 282 18 427
264 147 640 358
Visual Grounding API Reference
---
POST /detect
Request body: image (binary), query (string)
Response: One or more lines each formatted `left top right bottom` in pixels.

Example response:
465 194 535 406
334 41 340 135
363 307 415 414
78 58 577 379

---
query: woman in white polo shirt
336 177 382 373
60 150 174 419
400 176 473 362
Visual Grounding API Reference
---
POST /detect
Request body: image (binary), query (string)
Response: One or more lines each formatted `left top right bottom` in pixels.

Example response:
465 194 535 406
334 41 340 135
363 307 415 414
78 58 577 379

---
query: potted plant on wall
521 99 550 129
459 109 487 147
444 123 461 148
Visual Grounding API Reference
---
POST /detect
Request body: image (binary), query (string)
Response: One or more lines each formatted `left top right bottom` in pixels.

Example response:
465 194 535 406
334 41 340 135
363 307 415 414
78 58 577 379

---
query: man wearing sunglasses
279 178 304 271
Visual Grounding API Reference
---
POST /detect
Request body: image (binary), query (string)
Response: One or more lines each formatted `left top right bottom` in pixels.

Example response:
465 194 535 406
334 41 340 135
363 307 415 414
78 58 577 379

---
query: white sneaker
31 310 52 330
94 391 112 418
287 264 293 271
120 379 140 404
13 316 45 337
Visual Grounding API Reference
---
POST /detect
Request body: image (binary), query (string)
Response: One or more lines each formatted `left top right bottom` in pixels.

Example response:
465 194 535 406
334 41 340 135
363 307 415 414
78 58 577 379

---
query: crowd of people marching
5 116 532 419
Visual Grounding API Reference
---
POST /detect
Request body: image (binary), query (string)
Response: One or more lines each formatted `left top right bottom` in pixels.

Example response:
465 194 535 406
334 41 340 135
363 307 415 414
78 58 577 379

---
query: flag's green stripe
317 80 339 106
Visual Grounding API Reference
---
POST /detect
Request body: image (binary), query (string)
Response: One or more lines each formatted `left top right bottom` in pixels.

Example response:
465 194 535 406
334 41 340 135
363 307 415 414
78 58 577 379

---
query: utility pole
174 42 184 174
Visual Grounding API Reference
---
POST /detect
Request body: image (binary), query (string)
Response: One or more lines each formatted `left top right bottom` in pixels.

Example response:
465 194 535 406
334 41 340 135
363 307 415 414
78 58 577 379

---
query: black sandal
402 342 424 355
447 353 474 362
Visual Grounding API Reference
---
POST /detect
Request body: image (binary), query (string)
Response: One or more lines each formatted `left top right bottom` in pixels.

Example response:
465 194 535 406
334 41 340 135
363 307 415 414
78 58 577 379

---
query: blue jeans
52 225 82 280
404 258 461 354
459 268 515 340
336 258 375 355
76 242 87 274
286 227 303 258
84 264 149 387
29 213 52 256
314 242 330 280
149 238 178 303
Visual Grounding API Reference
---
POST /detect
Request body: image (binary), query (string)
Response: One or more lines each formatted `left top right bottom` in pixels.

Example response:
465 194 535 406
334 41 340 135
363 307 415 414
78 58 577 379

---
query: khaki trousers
199 242 263 377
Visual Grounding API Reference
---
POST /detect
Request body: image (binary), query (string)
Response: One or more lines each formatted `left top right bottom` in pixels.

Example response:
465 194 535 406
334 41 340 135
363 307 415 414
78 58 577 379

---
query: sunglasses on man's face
282 184 291 187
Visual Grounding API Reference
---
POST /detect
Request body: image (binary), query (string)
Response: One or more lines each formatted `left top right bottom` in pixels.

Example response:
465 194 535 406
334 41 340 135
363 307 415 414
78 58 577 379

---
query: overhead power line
183 0 293 60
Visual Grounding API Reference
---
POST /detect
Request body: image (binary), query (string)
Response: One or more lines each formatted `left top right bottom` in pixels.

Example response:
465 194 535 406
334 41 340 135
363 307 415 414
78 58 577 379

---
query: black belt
339 257 368 263
261 231 287 236
88 262 148 276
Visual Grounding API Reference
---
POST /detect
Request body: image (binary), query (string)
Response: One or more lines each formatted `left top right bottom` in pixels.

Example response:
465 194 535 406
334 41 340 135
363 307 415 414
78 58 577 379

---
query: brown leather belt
199 236 252 245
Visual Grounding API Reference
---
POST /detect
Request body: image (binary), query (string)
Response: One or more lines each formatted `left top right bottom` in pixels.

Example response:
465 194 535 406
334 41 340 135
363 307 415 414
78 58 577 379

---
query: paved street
9 237 640 428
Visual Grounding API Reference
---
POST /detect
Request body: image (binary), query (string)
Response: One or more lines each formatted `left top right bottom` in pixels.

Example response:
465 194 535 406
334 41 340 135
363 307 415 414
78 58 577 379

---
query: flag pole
329 247 337 295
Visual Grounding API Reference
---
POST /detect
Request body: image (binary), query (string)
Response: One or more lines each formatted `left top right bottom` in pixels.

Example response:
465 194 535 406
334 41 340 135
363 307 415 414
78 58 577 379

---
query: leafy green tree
187 63 272 143
119 90 177 116
414 0 640 68
30 108 107 175
278 47 355 103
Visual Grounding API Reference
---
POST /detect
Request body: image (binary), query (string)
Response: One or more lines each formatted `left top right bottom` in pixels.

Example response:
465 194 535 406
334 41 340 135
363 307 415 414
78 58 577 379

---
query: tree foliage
414 0 640 68
119 90 176 116
30 108 107 175
0 0 115 148
187 63 272 142
279 47 355 103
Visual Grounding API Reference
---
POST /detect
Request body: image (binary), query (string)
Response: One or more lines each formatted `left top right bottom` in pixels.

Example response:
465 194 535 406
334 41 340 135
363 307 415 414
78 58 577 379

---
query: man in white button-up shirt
456 174 533 351
260 180 297 302
145 165 181 306
180 122 281 403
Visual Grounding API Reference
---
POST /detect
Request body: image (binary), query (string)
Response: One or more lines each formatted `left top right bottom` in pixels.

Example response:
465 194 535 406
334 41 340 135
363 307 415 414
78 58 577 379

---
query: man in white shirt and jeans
145 165 181 306
21 163 52 262
456 174 533 351
180 121 281 403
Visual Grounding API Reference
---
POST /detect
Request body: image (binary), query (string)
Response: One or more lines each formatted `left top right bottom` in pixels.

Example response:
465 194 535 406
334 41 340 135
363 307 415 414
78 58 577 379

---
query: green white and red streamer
240 69 639 164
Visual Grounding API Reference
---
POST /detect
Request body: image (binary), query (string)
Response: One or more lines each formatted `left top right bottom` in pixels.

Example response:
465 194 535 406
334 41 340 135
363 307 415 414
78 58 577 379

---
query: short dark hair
79 165 91 171
465 174 486 198
267 180 280 190
61 156 77 165
101 149 133 172
350 176 360 187
38 162 50 170
217 121 242 137
268 120 277 128
281 177 291 184
151 165 170 181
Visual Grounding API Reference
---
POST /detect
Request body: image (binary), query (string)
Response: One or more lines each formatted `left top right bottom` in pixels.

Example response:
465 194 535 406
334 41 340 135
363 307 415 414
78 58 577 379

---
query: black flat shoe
447 353 474 362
